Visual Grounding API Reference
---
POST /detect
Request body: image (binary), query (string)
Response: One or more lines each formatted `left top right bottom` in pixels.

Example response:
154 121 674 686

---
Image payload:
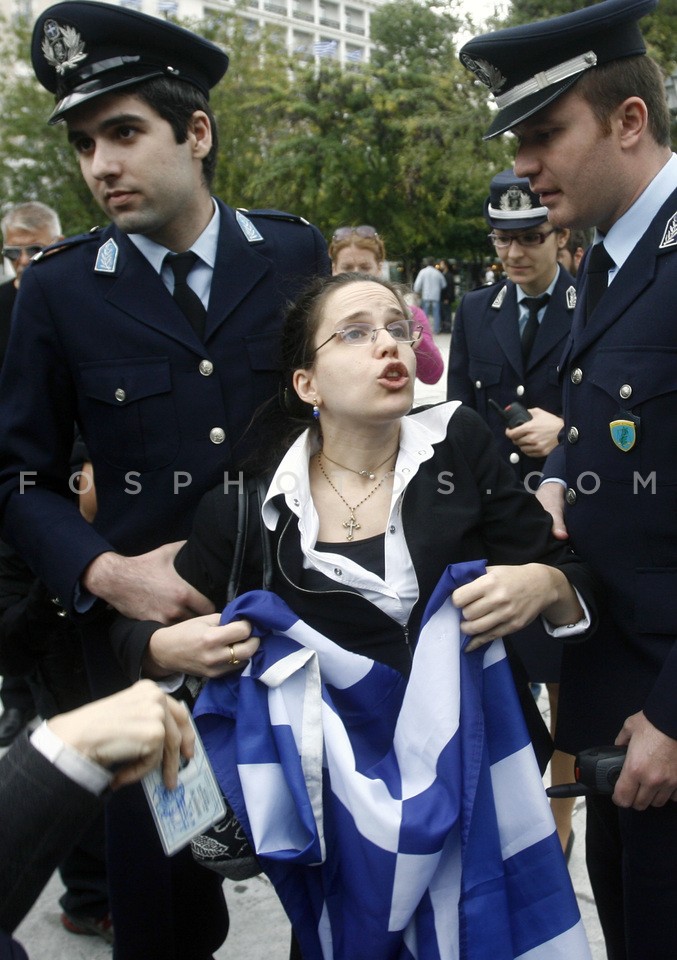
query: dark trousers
586 793 677 960
58 810 108 920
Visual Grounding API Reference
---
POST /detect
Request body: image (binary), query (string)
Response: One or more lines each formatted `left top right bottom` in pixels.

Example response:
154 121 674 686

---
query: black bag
190 475 272 880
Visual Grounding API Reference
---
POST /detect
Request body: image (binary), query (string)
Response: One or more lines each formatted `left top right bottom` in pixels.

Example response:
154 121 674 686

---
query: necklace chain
317 452 395 541
320 446 398 482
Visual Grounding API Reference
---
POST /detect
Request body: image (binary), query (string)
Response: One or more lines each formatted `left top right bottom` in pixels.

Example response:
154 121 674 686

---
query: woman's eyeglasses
332 226 379 242
312 320 422 356
2 244 46 261
488 229 556 249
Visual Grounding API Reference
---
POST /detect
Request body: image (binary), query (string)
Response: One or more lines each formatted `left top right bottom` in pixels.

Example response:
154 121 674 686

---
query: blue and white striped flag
195 561 591 960
313 39 338 58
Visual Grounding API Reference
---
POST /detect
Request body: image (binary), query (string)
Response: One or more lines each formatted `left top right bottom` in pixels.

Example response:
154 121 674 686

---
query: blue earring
312 398 320 420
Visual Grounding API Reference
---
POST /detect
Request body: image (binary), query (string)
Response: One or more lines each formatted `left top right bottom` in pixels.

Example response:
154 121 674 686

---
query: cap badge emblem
659 211 677 250
499 186 533 212
42 19 87 75
459 54 506 95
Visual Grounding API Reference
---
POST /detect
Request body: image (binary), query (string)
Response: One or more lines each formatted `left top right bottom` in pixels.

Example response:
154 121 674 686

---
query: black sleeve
108 484 243 681
0 733 102 933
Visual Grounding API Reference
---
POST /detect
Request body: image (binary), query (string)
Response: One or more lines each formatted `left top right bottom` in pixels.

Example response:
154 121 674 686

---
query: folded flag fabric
195 560 591 960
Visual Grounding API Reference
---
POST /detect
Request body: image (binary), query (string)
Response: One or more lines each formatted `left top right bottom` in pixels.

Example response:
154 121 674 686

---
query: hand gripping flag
195 561 592 960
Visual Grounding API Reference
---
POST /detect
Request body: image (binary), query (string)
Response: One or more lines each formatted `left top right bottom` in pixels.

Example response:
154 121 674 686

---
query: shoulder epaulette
31 227 104 263
237 207 310 226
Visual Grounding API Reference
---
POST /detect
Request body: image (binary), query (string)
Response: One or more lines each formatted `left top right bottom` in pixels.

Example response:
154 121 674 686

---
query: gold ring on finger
228 643 240 666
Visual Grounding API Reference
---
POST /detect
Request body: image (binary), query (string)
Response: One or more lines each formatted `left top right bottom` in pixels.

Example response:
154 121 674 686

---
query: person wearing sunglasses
0 202 62 756
0 202 62 357
447 169 577 861
328 225 444 385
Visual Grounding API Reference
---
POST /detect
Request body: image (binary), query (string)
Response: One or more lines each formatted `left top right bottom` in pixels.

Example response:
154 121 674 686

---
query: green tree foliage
0 17 100 235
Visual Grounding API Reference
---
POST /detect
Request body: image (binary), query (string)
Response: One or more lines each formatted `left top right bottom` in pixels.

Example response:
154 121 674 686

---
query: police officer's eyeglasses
332 225 379 242
488 229 556 249
312 319 422 356
2 244 45 261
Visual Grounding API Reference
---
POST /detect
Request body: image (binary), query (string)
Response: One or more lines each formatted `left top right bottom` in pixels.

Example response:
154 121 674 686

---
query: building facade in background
2 0 382 66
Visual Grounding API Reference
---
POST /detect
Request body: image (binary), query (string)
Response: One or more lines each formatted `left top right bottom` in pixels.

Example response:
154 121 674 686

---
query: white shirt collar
600 152 677 271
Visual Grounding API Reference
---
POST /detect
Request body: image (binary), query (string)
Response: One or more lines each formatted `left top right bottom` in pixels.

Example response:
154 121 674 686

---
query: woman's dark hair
241 273 410 473
132 76 219 187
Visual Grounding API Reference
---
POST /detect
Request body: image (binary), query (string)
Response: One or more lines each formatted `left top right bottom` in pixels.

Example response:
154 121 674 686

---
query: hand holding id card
142 713 226 856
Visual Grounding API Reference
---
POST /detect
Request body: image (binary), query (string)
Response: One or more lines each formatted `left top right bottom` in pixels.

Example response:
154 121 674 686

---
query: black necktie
521 294 550 362
166 251 206 339
585 242 614 321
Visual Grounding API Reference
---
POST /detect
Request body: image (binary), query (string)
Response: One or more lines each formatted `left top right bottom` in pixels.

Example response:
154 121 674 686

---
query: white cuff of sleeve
542 587 591 638
30 720 113 796
539 476 567 488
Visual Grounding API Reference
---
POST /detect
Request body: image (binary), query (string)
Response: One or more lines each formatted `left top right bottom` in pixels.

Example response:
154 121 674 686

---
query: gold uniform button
209 427 225 444
571 368 583 385
115 388 126 402
565 488 577 505
567 426 579 443
199 360 214 376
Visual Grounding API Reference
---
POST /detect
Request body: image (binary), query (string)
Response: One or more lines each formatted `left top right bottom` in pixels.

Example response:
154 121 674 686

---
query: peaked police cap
459 0 658 139
32 1 229 124
484 169 548 230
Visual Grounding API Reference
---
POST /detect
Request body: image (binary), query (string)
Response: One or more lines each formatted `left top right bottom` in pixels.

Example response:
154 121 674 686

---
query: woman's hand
451 564 583 652
145 615 260 678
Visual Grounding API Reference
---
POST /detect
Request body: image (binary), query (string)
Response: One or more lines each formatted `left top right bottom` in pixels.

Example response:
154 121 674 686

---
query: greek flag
313 39 338 58
195 561 591 960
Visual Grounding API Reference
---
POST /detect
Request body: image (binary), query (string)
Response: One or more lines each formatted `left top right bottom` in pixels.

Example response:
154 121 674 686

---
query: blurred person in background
329 225 444 384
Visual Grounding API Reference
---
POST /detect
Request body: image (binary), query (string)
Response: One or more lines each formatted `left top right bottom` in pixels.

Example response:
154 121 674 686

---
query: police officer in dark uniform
446 169 578 860
460 2 677 958
0 3 329 958
447 169 576 485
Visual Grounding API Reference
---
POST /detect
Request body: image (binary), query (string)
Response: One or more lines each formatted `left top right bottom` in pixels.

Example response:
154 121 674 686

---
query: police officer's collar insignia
236 210 264 243
459 54 506 95
94 238 118 274
566 285 577 309
41 19 87 76
659 212 677 250
491 285 508 309
609 419 636 452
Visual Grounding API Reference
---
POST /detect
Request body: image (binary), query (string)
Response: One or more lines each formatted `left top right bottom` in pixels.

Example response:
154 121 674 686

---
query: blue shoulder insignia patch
491 285 508 309
236 210 264 243
95 238 119 273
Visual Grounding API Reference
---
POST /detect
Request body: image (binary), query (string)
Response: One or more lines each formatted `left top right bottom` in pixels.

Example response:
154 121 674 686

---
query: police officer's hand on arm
82 543 216 623
144 616 260 679
613 711 677 811
47 679 195 790
505 407 564 459
535 481 569 541
452 563 583 652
